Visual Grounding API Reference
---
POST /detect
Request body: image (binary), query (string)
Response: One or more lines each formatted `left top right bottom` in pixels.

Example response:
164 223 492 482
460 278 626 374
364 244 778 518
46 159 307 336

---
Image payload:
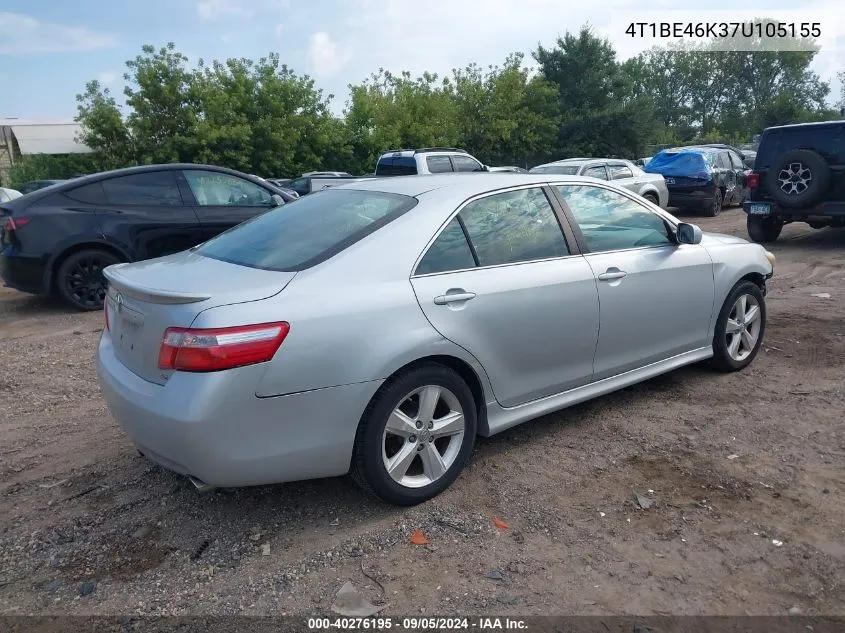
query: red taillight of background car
747 173 760 189
158 322 290 372
3 216 29 231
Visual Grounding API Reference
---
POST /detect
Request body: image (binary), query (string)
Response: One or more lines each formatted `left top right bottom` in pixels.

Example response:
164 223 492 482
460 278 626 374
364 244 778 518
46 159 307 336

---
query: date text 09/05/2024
625 22 821 39
307 617 528 630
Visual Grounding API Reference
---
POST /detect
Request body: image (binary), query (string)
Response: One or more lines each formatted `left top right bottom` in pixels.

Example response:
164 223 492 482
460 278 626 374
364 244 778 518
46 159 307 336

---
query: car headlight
765 250 776 268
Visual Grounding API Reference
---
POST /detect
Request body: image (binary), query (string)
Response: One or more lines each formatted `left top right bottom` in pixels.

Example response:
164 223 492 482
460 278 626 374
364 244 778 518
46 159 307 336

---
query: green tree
7 154 100 190
535 26 653 159
344 69 460 173
452 53 559 166
75 81 134 169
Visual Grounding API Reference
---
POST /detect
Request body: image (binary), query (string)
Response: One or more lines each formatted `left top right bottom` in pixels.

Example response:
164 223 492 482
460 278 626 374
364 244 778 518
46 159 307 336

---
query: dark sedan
0 164 294 310
646 146 749 217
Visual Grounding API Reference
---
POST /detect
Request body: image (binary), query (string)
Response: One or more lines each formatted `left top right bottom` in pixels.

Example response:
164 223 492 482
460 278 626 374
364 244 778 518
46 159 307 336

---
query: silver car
97 174 775 505
530 159 669 208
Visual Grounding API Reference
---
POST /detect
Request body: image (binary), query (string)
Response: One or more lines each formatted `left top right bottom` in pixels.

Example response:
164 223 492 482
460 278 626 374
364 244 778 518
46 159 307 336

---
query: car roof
6 163 286 208
765 120 845 131
330 173 606 198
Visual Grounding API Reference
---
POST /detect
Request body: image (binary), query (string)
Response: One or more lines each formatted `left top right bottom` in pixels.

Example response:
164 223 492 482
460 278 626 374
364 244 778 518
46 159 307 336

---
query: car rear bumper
743 200 845 218
667 186 717 209
0 250 50 295
96 332 383 487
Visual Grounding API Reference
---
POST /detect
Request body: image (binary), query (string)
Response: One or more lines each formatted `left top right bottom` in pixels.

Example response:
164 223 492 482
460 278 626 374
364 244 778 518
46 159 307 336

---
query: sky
0 0 842 120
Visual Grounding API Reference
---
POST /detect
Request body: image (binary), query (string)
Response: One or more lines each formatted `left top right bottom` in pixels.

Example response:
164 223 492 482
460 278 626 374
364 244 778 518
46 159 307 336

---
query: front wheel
351 364 477 505
710 281 766 372
56 249 120 311
747 215 783 243
643 192 659 206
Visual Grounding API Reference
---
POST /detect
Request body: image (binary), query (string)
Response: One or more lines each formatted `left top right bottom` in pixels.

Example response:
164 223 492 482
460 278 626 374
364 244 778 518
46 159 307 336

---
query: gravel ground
1 207 843 617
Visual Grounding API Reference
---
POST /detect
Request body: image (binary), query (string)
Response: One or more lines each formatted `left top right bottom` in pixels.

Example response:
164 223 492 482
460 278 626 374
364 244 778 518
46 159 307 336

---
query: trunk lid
104 250 296 385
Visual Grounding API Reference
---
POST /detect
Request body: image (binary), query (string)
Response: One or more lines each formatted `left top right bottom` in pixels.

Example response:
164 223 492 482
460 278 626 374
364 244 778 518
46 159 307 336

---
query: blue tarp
645 149 713 179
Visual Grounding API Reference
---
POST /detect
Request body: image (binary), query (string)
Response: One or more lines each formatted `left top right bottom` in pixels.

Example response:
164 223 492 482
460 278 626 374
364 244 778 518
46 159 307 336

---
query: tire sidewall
56 249 119 311
746 215 782 243
712 281 767 371
766 150 830 209
355 365 477 505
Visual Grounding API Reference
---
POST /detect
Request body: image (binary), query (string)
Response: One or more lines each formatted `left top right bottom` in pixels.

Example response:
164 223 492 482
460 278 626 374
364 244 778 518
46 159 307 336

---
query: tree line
9 22 844 186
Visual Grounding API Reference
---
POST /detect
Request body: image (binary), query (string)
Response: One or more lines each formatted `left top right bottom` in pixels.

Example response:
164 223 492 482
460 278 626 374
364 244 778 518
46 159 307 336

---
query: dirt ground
1 206 843 618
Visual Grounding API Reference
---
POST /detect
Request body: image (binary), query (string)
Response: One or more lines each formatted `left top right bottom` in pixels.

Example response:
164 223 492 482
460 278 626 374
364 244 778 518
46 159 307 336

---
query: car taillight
104 301 110 332
158 322 290 372
748 173 760 189
3 216 29 231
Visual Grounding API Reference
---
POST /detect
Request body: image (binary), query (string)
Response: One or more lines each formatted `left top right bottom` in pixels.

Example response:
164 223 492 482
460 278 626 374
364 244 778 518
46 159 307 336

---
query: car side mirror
677 222 702 245
270 194 285 207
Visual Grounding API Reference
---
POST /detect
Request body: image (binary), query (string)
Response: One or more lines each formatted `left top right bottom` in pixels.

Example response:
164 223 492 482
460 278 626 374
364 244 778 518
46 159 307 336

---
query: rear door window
376 157 418 176
458 187 569 266
583 165 609 180
451 155 485 172
608 164 634 180
426 156 454 173
101 171 183 206
184 170 273 207
197 190 418 271
415 218 476 274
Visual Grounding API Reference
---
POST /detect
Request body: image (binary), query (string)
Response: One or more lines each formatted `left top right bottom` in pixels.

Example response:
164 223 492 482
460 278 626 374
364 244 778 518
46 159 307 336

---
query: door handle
597 269 627 281
434 291 477 305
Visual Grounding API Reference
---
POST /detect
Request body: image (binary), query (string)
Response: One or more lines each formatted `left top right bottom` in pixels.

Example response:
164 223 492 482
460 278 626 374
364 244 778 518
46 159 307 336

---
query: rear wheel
351 364 477 505
710 281 766 372
747 215 783 243
643 192 659 206
56 249 120 311
703 190 723 217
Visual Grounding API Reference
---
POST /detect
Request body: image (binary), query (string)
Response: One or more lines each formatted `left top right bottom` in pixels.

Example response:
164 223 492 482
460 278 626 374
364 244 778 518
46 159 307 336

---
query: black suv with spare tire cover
743 121 845 243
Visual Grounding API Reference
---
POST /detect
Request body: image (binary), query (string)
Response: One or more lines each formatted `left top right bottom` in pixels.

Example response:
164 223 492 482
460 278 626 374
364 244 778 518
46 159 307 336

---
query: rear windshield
196 189 417 271
645 150 714 177
375 156 418 176
529 165 580 175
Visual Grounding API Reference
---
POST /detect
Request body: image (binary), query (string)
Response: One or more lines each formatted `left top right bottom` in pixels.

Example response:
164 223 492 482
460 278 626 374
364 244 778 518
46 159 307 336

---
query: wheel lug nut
415 421 423 429
409 435 416 443
428 422 433 429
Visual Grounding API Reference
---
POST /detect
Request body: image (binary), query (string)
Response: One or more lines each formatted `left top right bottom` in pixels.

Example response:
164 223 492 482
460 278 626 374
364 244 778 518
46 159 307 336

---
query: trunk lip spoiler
103 265 212 305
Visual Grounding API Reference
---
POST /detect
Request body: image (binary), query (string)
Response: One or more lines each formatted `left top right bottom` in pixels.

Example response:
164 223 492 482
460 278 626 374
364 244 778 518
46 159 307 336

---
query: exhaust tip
188 475 217 493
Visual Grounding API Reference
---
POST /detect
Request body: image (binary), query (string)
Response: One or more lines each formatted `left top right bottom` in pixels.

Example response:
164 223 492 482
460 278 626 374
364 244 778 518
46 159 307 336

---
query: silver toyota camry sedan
97 174 775 505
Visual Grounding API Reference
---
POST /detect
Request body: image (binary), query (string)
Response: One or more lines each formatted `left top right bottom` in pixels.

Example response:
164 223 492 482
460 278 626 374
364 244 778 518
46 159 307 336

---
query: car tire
350 363 477 506
703 190 723 217
643 192 659 206
710 280 766 372
766 149 831 209
747 215 783 243
56 249 120 311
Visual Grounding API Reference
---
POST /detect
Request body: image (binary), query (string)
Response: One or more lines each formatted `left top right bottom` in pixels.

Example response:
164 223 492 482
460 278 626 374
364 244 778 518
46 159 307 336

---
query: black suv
0 164 293 310
743 121 845 243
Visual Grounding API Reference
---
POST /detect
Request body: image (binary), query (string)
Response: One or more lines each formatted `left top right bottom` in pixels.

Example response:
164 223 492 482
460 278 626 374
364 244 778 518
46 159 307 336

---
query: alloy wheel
382 385 466 489
725 294 762 361
64 254 109 309
778 162 812 196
